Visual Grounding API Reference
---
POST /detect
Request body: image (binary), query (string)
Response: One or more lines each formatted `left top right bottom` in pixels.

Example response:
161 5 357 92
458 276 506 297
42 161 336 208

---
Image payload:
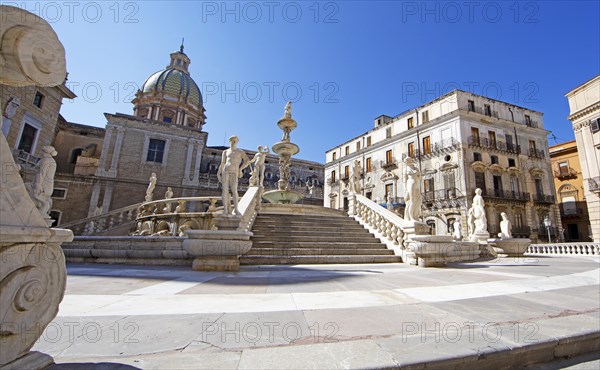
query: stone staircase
241 205 401 265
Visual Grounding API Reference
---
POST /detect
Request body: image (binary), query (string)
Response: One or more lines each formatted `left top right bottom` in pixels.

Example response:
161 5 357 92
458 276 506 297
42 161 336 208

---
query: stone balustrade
61 203 140 236
349 193 408 249
527 242 599 256
134 196 222 236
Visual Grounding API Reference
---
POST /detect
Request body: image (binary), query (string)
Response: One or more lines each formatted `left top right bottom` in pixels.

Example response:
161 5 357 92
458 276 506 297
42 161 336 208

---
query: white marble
217 136 251 215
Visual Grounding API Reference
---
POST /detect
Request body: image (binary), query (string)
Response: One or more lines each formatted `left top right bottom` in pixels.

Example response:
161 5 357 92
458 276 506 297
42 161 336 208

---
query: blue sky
13 1 600 162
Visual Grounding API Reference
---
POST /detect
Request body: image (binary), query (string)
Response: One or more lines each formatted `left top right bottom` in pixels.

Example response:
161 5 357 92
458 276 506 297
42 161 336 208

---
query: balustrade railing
350 193 409 247
484 189 530 202
134 196 222 236
527 243 599 256
60 203 141 236
237 187 262 232
528 148 546 159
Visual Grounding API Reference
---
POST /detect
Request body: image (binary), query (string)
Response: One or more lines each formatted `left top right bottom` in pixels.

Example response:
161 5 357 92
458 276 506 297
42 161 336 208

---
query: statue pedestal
470 231 490 243
183 229 252 272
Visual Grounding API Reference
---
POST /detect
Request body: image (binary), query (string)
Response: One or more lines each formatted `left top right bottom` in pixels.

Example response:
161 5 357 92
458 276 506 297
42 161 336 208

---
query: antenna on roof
550 133 558 144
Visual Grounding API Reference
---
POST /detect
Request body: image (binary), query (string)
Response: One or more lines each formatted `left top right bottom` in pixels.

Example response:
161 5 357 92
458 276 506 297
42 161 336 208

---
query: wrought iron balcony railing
553 167 578 179
529 148 546 159
483 189 530 202
533 194 556 204
468 136 521 154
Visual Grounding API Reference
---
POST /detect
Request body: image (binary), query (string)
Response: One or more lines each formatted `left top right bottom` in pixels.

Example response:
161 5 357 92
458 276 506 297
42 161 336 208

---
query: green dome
142 68 202 109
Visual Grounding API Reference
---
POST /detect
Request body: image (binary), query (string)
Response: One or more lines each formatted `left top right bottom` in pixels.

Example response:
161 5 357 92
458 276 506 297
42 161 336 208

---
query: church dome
132 45 206 129
142 67 202 109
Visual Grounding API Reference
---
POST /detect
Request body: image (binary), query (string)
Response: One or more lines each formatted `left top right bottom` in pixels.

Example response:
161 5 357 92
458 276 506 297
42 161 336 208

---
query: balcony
525 119 539 128
589 176 600 193
553 167 577 179
380 159 398 171
483 189 530 203
423 188 466 209
468 136 521 154
533 194 556 204
465 105 499 118
13 149 40 167
420 138 460 158
529 148 546 159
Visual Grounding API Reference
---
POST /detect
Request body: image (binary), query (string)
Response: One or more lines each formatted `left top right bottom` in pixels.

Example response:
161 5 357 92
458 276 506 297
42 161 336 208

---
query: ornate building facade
549 140 592 241
324 90 559 242
565 75 600 243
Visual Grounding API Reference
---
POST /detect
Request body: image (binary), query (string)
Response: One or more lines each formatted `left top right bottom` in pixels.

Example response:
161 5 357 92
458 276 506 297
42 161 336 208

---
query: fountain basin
262 190 303 204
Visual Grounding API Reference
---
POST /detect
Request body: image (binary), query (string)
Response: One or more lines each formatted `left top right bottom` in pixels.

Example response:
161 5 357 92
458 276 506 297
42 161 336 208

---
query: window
422 110 429 123
591 118 600 133
493 175 503 195
510 175 520 193
444 172 455 197
385 183 393 197
525 114 532 125
331 170 336 182
559 161 569 175
366 157 372 172
146 139 166 163
471 127 480 139
345 146 349 156
491 155 498 165
422 136 431 155
489 131 496 147
535 178 544 196
408 142 415 158
424 178 434 193
386 127 392 138
475 172 486 191
33 92 44 108
473 152 482 162
515 212 523 227
366 136 372 146
529 140 537 155
385 149 393 164
163 116 173 123
468 100 475 112
408 117 414 129
51 188 67 199
344 165 349 178
508 158 516 167
17 123 38 153
484 104 492 116
332 152 337 161
356 142 361 151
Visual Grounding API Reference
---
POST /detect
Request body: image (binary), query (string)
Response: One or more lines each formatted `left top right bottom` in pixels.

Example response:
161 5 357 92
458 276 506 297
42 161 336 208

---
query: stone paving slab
32 257 600 369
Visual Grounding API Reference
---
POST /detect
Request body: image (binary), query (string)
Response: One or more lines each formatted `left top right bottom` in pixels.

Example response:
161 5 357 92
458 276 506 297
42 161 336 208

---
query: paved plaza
33 256 599 369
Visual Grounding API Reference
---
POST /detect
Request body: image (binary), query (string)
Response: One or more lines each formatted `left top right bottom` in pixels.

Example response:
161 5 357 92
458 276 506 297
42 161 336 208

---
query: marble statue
306 180 315 196
351 160 362 193
453 219 462 240
281 101 293 141
165 187 173 199
249 145 270 187
3 96 20 119
467 188 488 236
386 193 393 210
217 136 251 215
284 100 292 119
403 157 422 221
145 173 157 202
498 212 512 239
26 146 58 220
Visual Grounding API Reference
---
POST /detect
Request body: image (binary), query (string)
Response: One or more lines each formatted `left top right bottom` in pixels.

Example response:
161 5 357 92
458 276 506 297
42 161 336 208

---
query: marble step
245 248 395 256
253 220 362 228
251 235 379 243
251 229 373 238
252 224 368 232
240 255 402 265
251 241 388 249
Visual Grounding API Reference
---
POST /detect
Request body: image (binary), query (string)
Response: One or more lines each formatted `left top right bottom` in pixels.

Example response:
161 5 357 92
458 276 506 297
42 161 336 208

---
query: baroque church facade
2 47 324 228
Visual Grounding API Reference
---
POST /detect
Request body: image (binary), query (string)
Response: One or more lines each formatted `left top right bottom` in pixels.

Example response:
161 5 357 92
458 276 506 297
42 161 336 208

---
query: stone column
87 181 102 217
101 181 114 214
